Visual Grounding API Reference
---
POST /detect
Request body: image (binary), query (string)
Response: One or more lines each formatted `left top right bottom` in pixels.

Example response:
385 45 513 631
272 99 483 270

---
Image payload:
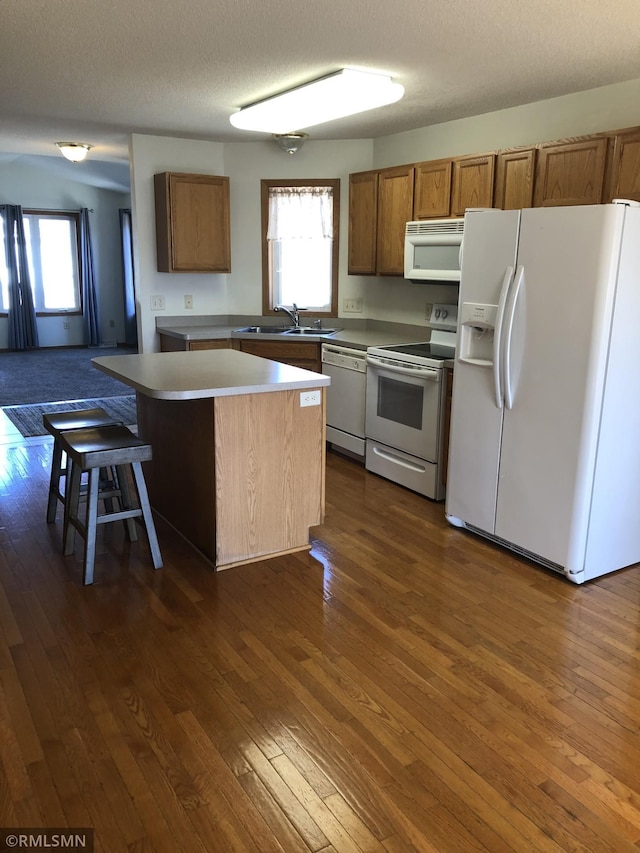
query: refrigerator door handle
503 265 525 410
493 265 514 408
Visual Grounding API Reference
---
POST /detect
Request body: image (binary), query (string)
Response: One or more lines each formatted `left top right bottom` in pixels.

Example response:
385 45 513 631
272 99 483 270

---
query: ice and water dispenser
457 302 498 366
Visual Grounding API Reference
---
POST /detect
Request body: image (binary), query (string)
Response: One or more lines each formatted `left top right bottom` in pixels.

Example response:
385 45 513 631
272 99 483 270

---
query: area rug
1 396 137 438
0 346 136 406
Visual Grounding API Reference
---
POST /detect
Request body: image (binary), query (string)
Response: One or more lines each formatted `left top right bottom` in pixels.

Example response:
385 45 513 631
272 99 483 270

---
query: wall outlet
109 319 115 328
63 319 69 329
343 297 363 313
151 295 165 311
184 294 193 309
300 390 321 407
425 302 433 321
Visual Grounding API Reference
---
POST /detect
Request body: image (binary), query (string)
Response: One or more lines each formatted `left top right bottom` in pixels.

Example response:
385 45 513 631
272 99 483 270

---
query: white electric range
365 325 456 499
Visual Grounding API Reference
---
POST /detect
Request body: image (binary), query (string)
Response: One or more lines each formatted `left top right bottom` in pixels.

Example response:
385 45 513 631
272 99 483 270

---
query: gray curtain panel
1 204 39 350
79 208 102 347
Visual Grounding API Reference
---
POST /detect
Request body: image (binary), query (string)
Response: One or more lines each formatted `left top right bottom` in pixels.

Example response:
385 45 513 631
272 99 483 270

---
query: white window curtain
266 186 334 309
267 187 333 241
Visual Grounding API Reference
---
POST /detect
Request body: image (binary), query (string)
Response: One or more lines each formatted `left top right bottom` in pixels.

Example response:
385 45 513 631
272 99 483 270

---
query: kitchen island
92 349 330 570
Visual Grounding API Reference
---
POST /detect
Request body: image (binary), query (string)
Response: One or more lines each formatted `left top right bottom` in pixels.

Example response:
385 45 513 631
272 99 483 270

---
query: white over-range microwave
404 218 464 283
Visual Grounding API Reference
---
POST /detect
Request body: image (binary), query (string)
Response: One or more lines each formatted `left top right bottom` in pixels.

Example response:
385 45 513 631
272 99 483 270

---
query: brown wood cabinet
159 334 230 352
604 128 640 203
348 170 378 274
154 172 231 273
347 124 640 275
236 339 321 373
413 158 452 219
451 154 495 216
376 165 415 275
494 148 536 210
533 138 607 207
347 165 414 276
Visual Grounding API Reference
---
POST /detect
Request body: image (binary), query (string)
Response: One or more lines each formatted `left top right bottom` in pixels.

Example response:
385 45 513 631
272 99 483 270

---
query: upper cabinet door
376 165 415 276
348 171 378 275
155 172 231 273
451 154 495 216
604 128 640 203
494 148 536 210
413 159 452 219
533 138 607 207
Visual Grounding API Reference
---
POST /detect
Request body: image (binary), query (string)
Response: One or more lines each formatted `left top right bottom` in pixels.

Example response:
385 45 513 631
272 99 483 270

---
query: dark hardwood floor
1 438 640 851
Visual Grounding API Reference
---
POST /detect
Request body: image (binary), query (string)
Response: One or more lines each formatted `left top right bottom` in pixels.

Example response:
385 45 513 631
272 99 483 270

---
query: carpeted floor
2 396 137 438
0 346 137 406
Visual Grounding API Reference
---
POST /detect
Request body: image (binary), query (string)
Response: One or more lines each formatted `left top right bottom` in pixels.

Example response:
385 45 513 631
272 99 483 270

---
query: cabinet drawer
239 340 321 372
189 339 230 351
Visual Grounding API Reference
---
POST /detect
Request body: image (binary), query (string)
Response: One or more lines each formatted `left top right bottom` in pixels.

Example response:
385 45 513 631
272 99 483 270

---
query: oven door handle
366 356 441 381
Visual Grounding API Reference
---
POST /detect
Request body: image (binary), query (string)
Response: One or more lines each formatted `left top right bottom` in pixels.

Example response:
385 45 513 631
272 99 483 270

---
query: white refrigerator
445 201 640 584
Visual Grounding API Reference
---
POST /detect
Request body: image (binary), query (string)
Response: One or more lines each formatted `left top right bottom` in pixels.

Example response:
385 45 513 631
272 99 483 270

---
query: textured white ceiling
1 0 639 191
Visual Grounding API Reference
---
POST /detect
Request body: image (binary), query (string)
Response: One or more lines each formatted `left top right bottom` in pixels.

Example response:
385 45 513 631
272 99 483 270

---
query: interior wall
374 78 640 167
0 158 130 350
224 138 374 318
129 135 227 353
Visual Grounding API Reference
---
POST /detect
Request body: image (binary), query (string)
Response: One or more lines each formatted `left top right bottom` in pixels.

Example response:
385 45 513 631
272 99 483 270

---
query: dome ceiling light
273 132 308 154
55 142 93 162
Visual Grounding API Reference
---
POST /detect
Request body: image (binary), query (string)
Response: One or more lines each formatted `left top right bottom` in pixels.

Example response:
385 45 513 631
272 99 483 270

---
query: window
0 210 81 314
261 179 339 317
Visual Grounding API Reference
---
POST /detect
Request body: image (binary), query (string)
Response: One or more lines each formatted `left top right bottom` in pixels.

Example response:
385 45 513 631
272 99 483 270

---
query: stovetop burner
367 330 456 369
381 342 454 360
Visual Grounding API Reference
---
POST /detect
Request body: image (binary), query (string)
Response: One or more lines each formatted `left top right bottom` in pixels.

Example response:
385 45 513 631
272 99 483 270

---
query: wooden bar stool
59 424 163 585
43 407 122 523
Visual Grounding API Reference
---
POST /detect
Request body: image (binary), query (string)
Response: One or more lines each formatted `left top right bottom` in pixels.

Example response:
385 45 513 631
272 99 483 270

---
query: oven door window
366 366 443 462
377 375 423 429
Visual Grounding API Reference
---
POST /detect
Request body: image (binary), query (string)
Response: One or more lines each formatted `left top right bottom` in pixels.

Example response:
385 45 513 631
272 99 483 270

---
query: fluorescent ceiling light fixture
56 142 92 162
229 69 404 133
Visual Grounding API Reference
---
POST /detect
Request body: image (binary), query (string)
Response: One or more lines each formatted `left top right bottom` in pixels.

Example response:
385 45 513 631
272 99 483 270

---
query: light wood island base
92 349 330 571
136 388 326 569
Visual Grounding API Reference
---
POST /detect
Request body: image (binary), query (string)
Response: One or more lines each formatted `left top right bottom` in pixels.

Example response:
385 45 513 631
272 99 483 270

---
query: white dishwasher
321 343 367 458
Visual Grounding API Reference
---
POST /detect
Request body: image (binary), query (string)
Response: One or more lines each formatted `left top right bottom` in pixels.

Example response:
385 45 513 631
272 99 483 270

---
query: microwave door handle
493 266 514 409
458 238 464 272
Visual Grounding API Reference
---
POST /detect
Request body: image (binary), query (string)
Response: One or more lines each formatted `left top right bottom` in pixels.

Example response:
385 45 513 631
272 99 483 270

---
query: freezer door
583 205 640 580
494 204 625 569
445 209 520 532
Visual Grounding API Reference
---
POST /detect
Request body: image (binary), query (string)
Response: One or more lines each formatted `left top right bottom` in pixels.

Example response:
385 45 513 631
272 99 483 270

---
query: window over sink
260 179 340 318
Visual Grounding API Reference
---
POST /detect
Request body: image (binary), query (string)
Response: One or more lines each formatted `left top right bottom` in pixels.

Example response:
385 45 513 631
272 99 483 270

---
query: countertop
92 349 330 401
156 323 429 351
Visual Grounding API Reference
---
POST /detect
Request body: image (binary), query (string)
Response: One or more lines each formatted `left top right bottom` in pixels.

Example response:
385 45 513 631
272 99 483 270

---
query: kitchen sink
234 325 340 336
284 327 339 335
234 326 293 334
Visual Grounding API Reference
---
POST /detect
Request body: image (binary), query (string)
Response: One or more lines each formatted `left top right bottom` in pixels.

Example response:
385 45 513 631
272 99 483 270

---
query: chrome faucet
274 303 301 327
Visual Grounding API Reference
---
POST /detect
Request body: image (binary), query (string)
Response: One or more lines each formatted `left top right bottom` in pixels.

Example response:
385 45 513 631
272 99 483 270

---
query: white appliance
365 322 456 499
404 218 464 282
446 201 640 584
322 343 367 458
